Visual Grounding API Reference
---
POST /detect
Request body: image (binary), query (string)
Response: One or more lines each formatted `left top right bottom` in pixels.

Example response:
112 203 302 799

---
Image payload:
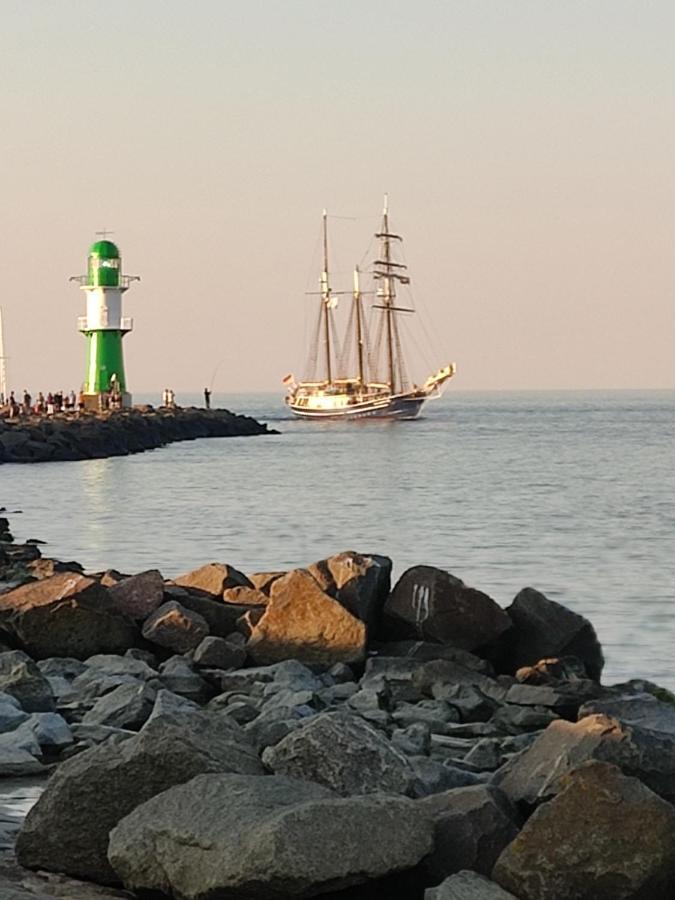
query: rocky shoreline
0 406 276 464
0 519 674 899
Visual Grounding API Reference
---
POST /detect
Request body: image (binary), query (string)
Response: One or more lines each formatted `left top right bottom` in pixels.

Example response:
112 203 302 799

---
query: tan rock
173 563 251 596
246 569 366 666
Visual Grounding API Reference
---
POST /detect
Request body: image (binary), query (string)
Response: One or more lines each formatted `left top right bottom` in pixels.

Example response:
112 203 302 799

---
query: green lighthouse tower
72 238 139 409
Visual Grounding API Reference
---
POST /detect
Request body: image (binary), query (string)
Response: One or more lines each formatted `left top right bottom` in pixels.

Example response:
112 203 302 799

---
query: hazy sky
1 0 674 394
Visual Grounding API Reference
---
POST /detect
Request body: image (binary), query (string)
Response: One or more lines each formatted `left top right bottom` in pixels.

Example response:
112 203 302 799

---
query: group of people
3 389 83 418
161 388 177 408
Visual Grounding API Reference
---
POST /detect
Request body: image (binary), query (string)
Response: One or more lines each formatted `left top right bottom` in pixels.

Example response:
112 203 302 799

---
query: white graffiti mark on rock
411 583 430 631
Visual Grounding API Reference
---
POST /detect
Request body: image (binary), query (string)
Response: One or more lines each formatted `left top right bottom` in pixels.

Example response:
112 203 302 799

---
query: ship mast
0 307 7 404
373 194 409 393
353 267 365 385
321 209 333 384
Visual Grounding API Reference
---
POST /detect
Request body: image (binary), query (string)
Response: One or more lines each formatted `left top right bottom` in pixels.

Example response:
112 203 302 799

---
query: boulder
141 600 209 653
495 713 675 808
578 691 675 734
107 569 165 620
16 709 263 885
82 681 157 731
426 872 520 899
381 566 511 650
371 640 494 673
409 757 484 797
419 784 520 883
0 574 139 660
165 585 250 638
307 550 392 630
0 651 55 712
0 746 45 776
158 655 212 703
503 587 604 681
493 761 675 900
84 653 157 680
23 711 74 752
246 569 367 666
221 585 269 607
263 711 414 796
192 635 247 669
108 773 434 899
248 570 286 594
173 562 252 595
0 691 30 732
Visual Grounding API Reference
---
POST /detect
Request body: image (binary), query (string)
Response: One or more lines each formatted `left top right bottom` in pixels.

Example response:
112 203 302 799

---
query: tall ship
284 197 455 420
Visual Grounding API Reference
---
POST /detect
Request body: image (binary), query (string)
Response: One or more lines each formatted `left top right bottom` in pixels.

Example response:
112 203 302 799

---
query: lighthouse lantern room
71 238 139 409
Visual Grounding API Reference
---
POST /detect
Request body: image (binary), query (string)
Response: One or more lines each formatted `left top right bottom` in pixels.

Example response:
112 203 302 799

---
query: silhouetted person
204 387 211 410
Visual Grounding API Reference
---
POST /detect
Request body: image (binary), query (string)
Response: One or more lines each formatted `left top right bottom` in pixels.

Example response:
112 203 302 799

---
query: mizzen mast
0 307 7 404
373 193 410 392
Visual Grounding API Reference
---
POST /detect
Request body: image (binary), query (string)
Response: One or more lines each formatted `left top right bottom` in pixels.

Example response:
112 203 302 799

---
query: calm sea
2 390 674 688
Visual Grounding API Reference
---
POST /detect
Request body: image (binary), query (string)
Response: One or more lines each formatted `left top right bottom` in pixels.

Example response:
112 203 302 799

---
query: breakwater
0 525 673 899
0 407 276 464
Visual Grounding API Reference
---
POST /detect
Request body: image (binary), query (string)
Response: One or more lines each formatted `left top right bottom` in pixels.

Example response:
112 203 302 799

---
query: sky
1 0 674 394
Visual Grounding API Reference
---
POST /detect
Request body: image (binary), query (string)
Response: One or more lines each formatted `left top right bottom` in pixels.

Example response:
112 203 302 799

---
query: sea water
2 390 674 687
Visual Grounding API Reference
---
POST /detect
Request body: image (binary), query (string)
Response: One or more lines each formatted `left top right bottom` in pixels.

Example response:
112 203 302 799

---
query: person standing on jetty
204 387 211 409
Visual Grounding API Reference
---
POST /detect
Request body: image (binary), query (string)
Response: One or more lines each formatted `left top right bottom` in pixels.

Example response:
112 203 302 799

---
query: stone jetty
0 522 674 899
0 406 275 464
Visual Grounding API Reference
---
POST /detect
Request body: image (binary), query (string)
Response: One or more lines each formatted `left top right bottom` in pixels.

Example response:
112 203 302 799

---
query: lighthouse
72 238 139 409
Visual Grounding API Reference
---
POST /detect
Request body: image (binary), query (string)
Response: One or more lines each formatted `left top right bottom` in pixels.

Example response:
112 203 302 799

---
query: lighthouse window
99 258 119 269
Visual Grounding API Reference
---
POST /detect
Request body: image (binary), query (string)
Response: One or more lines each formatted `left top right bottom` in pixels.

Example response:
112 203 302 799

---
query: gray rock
432 682 498 722
392 699 460 733
37 657 87 679
23 712 74 752
0 747 45 776
504 587 604 681
0 692 29 733
495 713 675 808
0 651 55 712
504 680 601 712
263 711 414 796
141 600 209 653
167 586 250 639
146 687 201 724
426 871 520 900
108 569 165 621
70 723 136 748
419 784 520 882
319 681 359 705
16 709 263 884
371 640 494 673
578 691 675 734
191 635 246 669
158 655 212 703
108 773 434 899
463 733 541 771
490 703 558 734
0 721 42 757
391 722 431 756
493 761 675 900
410 757 484 797
82 681 157 731
382 566 511 650
84 653 157 680
245 706 304 750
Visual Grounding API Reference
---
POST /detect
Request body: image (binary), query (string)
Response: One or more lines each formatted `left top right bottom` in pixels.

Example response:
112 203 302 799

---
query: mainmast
353 267 365 385
321 209 333 384
0 307 7 404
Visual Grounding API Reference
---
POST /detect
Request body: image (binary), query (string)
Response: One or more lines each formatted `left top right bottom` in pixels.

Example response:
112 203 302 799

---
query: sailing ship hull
287 393 427 421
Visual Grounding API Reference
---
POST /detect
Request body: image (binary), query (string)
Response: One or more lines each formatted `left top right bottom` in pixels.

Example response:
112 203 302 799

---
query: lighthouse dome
89 240 120 259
